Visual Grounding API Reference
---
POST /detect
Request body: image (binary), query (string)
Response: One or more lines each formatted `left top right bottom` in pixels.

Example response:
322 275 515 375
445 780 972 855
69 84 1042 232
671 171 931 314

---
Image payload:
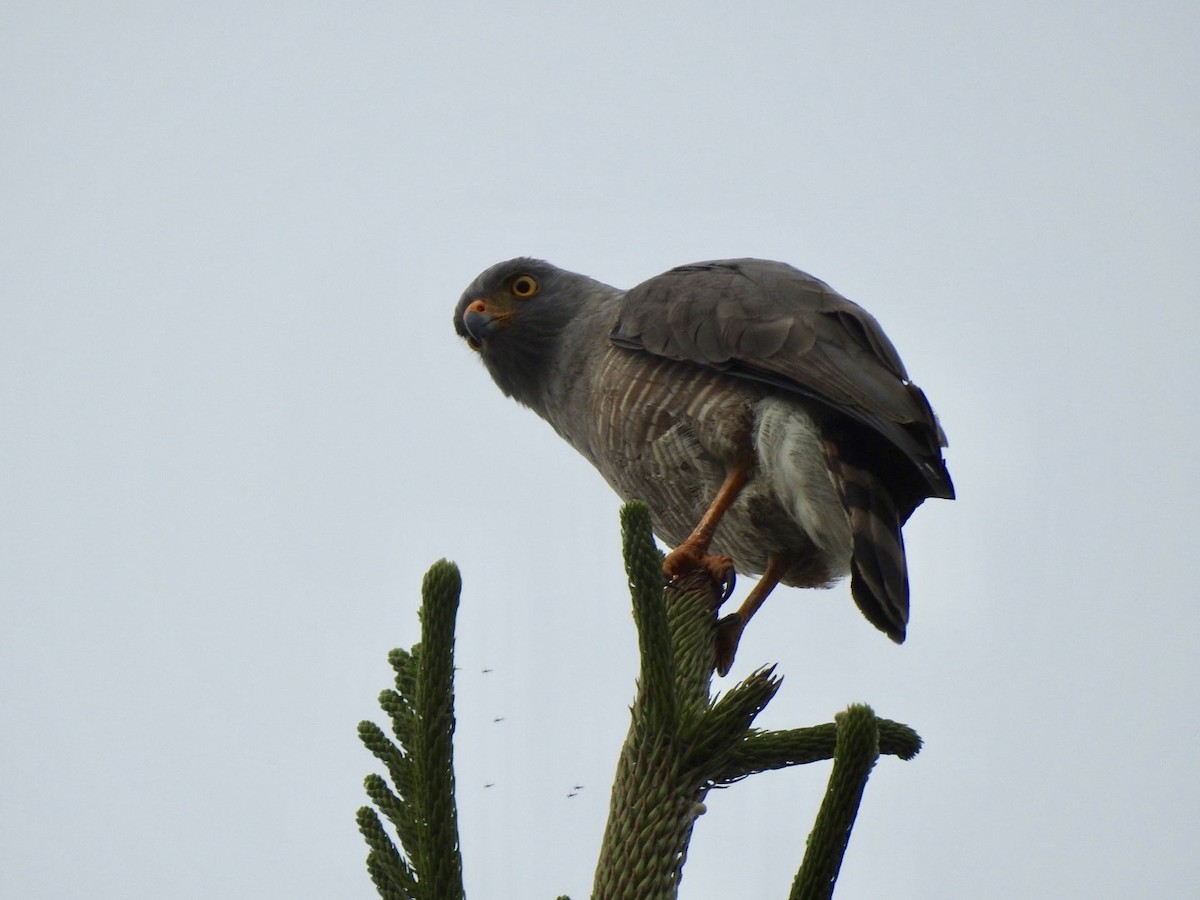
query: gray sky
3 3 1198 898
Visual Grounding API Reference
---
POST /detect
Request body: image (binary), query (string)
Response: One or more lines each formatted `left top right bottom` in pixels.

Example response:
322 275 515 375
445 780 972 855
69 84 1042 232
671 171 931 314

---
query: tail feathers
839 460 910 642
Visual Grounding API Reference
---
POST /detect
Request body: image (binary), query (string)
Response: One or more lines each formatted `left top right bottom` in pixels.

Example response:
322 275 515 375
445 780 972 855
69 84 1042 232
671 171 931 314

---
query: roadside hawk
454 257 954 674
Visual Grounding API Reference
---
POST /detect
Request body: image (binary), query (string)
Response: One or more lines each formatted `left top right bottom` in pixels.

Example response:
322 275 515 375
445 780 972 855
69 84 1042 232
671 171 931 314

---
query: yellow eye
510 274 539 298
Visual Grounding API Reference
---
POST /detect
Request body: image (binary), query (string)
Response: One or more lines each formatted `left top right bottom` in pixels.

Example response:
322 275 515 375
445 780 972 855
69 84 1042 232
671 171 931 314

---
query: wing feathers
612 258 953 501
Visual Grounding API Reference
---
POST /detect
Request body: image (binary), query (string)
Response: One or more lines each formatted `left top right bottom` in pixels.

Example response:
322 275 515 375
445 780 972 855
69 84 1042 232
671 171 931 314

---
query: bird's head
454 257 617 407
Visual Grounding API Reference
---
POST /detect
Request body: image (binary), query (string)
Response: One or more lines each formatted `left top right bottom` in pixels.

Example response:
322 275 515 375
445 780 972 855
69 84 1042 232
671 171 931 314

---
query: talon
720 569 736 603
715 613 745 676
662 546 736 600
711 554 788 676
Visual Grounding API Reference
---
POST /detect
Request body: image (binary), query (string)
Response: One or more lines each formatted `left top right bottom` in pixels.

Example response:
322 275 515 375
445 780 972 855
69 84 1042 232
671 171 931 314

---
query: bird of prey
454 258 953 674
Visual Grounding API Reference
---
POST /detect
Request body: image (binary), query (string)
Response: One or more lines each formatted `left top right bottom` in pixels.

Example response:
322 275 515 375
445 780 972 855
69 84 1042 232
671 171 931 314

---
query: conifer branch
712 717 922 783
357 559 464 900
358 508 923 899
790 705 881 900
592 504 922 899
621 502 678 731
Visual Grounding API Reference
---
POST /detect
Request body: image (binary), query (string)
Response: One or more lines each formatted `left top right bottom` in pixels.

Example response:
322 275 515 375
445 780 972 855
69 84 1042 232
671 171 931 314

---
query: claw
711 554 788 676
714 613 745 676
662 546 736 602
720 568 736 602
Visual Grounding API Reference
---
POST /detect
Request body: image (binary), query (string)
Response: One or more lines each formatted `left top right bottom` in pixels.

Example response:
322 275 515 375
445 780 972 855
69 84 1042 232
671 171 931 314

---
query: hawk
454 258 954 674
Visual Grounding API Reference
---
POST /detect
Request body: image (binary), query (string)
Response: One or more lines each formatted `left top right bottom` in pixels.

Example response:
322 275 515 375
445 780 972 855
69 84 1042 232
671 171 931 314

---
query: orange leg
662 457 753 595
714 553 788 676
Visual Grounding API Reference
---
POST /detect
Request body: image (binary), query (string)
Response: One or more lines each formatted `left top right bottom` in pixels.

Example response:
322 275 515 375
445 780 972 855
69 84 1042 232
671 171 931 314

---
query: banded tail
831 450 910 642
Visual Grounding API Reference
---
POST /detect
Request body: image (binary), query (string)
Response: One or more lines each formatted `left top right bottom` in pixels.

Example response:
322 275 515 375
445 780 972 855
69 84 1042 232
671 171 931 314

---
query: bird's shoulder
612 258 906 380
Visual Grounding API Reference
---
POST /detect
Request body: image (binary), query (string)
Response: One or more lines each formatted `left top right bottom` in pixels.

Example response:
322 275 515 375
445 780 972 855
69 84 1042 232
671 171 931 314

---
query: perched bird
454 258 953 674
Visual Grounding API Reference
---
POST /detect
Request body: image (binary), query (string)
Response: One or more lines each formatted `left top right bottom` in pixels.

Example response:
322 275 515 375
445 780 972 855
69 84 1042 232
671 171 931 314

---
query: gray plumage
454 257 953 648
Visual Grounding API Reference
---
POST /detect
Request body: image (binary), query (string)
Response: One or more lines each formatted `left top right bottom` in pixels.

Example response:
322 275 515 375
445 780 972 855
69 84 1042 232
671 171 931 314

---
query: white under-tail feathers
755 396 910 640
754 398 852 568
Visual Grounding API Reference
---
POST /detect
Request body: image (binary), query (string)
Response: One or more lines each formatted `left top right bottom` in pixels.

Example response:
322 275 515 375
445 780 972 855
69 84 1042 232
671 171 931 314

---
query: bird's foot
662 546 736 602
714 613 745 677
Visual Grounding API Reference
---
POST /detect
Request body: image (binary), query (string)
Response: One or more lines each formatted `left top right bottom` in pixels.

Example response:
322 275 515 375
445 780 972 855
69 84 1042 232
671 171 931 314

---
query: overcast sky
3 3 1198 898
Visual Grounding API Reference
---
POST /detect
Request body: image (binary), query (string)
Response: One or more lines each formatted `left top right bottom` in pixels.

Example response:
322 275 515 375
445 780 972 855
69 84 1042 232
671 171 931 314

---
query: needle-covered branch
790 705 883 900
358 505 924 900
593 503 922 900
356 560 464 900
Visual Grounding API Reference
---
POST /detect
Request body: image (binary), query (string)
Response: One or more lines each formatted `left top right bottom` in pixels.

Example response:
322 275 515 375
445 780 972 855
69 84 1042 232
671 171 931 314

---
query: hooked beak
461 298 510 350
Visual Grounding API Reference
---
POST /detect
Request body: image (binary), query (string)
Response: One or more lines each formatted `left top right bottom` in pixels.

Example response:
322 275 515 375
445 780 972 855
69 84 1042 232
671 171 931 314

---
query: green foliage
357 560 464 900
790 704 881 900
358 506 923 899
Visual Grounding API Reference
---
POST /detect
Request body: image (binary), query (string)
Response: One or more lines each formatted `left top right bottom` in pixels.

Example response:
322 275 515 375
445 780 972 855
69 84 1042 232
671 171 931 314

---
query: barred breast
579 345 852 589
